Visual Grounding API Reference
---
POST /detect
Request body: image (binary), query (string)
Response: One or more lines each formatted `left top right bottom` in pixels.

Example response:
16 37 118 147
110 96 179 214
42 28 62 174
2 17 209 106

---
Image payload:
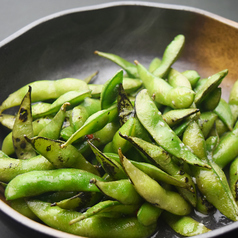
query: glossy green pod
27 200 157 238
136 61 195 109
152 34 185 78
119 150 192 215
137 202 162 226
135 89 210 169
0 78 89 113
182 121 238 221
162 212 210 236
5 169 103 200
90 178 143 205
94 51 138 78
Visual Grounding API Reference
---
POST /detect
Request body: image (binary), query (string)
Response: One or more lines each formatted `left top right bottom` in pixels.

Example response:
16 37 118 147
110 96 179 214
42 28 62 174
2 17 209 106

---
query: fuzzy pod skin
5 169 103 200
26 200 156 238
135 89 210 169
119 150 192 216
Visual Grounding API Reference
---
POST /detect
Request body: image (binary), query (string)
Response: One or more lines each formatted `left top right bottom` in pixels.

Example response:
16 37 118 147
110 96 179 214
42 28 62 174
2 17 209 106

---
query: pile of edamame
1 34 238 238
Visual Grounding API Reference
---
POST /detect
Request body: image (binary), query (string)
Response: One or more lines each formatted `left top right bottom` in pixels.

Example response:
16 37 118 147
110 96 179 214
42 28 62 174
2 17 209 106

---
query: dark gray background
1 0 238 237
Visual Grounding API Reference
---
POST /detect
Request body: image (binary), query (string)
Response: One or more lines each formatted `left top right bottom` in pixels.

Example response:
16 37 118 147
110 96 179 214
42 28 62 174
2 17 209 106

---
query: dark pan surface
1 2 238 238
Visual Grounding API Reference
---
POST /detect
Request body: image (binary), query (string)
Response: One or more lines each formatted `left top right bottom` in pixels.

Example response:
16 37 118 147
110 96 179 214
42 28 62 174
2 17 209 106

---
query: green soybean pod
137 202 162 226
0 154 54 182
0 78 89 113
26 200 157 238
100 69 123 110
214 98 234 131
94 51 138 79
229 157 238 204
119 149 192 216
152 34 185 78
162 212 210 236
12 86 36 159
182 70 200 88
135 89 210 169
213 121 238 168
25 136 99 176
182 121 238 221
136 61 195 109
5 169 103 200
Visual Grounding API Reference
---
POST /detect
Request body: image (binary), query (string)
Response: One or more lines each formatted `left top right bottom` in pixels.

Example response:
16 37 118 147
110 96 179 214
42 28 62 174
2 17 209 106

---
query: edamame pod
38 102 69 139
194 69 228 106
5 169 103 200
229 79 238 105
214 98 233 131
0 154 54 182
63 104 118 147
183 121 238 221
12 86 36 159
2 116 52 156
88 140 127 180
229 157 238 204
119 149 192 215
136 61 195 109
0 78 89 113
26 200 157 238
53 191 102 211
152 34 185 78
213 121 238 168
182 70 200 88
100 70 123 110
94 51 138 78
25 136 99 176
162 108 199 127
167 68 192 89
32 90 91 118
0 114 15 129
117 83 135 125
90 178 143 205
135 89 210 169
137 202 162 226
162 212 210 236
